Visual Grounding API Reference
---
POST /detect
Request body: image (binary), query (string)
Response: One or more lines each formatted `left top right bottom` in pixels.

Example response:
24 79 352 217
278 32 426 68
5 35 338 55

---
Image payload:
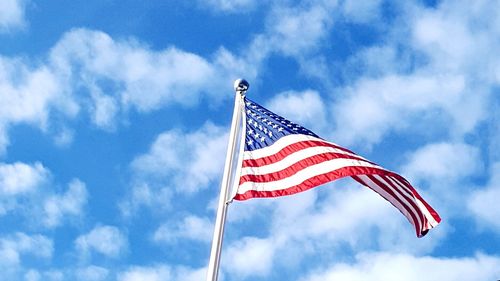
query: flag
231 97 441 237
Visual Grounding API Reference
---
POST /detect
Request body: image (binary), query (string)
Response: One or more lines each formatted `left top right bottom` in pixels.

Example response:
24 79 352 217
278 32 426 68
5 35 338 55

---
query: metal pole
205 79 249 281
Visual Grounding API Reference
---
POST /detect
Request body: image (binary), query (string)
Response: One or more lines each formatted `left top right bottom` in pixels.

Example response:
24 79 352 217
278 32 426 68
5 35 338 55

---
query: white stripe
386 175 415 200
237 158 382 194
386 176 439 228
373 175 423 233
244 134 363 160
241 145 380 177
415 197 440 228
355 175 417 229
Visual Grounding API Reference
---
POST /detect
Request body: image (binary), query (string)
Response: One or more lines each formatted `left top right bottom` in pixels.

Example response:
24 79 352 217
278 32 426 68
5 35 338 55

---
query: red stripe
376 176 427 229
235 166 395 200
381 175 428 233
389 174 442 225
366 175 423 237
239 152 375 185
352 175 420 237
242 140 361 168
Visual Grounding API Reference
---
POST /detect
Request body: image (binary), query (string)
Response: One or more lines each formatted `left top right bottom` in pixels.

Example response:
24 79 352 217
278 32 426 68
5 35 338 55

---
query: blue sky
1 0 499 280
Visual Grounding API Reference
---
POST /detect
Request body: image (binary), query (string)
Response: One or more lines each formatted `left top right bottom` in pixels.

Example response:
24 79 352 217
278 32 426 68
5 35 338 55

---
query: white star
278 127 284 132
247 139 253 146
260 136 266 142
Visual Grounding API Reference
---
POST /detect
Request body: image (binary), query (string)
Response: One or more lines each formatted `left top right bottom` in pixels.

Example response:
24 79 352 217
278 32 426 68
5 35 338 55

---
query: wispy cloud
75 225 128 260
0 161 49 215
0 56 72 154
75 265 109 281
468 162 500 232
265 90 327 134
0 162 48 196
0 0 28 32
131 122 227 194
117 264 206 281
0 232 52 269
42 179 87 228
198 0 260 13
153 215 213 244
300 252 500 281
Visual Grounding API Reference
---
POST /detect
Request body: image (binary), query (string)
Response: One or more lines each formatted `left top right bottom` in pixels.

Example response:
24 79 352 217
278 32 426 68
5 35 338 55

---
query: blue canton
243 97 319 152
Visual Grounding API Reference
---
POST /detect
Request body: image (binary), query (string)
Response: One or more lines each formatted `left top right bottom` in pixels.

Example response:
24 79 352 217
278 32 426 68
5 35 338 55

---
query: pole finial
234 78 249 94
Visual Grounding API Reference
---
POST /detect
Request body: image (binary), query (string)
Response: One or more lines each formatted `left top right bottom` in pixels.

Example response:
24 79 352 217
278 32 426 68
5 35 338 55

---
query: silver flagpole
206 79 249 281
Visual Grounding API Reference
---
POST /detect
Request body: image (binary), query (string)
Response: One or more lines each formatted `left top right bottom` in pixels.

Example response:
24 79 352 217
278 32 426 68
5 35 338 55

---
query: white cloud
49 28 228 114
119 182 172 217
0 0 28 32
153 215 213 244
468 162 500 232
326 0 498 150
224 179 446 280
267 5 333 57
41 270 63 281
278 183 443 253
300 252 500 281
223 236 277 278
411 1 500 79
75 265 109 281
401 142 482 218
0 27 249 153
403 142 482 183
330 73 475 147
43 179 87 228
0 162 50 216
52 127 74 147
24 270 40 281
0 58 69 124
199 0 258 13
266 90 327 133
87 82 119 129
341 0 383 23
0 162 49 195
0 232 53 267
75 225 127 259
117 265 205 281
118 266 171 281
132 122 227 194
0 56 74 154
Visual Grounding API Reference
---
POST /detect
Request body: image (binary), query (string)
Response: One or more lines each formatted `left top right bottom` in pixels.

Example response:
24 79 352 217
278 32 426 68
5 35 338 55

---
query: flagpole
206 79 249 281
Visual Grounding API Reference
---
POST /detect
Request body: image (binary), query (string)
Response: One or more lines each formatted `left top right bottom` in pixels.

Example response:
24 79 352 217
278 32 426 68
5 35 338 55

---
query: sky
0 0 499 280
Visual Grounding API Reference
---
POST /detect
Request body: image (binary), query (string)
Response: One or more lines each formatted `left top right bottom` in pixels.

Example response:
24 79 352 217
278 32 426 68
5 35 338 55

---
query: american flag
232 97 441 237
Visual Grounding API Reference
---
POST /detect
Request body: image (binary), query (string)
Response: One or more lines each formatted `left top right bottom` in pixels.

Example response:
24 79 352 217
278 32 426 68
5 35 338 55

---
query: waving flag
232 97 441 237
